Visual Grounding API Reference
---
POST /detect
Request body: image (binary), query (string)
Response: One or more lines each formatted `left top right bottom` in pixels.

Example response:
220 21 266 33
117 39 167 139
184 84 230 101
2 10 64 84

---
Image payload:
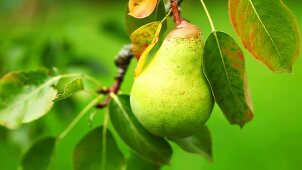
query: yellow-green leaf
130 21 162 60
134 24 162 77
131 10 171 77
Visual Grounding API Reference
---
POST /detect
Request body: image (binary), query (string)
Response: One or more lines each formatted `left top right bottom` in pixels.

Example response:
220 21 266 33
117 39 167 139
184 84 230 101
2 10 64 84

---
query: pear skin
130 21 214 138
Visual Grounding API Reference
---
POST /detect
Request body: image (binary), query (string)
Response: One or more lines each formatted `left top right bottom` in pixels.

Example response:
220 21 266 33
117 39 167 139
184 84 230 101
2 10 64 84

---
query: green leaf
0 68 58 129
203 31 253 127
73 126 126 170
126 152 160 170
20 137 56 170
171 126 212 162
53 78 84 102
109 94 172 165
126 0 166 36
229 0 300 72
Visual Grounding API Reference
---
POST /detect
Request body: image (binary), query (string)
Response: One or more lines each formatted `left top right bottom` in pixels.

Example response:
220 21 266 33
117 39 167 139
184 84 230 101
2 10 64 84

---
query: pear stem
170 0 182 26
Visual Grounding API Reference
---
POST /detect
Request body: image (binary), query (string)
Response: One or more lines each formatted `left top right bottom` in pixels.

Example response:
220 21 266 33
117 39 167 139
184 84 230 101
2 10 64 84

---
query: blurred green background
0 0 302 169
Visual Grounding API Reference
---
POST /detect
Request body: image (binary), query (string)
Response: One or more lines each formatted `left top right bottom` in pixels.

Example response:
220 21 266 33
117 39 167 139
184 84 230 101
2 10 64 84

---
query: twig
58 95 103 140
96 44 133 109
165 0 183 15
170 0 182 25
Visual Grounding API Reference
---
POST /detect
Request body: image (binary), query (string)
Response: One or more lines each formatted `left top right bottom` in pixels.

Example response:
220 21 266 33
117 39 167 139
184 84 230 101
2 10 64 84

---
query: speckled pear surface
130 21 214 138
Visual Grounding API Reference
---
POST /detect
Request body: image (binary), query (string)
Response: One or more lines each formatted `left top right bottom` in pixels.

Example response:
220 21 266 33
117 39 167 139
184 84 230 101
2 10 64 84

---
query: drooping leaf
171 126 212 162
20 137 56 170
229 0 300 72
130 21 162 60
109 94 172 165
132 10 171 77
128 0 158 19
126 0 165 36
126 152 160 170
203 31 253 127
73 126 126 170
0 68 58 129
53 78 84 102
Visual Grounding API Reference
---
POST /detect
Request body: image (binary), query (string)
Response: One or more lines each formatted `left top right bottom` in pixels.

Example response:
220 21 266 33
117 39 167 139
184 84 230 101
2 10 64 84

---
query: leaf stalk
199 0 216 32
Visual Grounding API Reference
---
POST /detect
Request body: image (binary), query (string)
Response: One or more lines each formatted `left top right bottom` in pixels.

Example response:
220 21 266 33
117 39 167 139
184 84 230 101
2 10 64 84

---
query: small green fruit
130 21 214 138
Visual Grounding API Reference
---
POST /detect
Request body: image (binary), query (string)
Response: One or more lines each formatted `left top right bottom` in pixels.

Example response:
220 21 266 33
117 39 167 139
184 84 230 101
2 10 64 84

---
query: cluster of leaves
0 67 212 169
0 0 300 169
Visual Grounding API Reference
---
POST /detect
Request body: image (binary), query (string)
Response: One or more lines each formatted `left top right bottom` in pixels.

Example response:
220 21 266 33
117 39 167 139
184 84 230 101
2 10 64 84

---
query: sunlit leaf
0 68 58 129
203 31 253 127
126 152 160 170
132 10 171 77
53 78 84 102
20 137 56 170
73 126 126 170
171 126 212 162
128 0 158 18
229 0 300 72
130 21 162 60
126 0 166 35
109 94 172 165
133 22 162 77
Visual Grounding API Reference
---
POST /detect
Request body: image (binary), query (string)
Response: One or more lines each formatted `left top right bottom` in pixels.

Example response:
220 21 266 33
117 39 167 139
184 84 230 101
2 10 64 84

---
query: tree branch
95 44 133 109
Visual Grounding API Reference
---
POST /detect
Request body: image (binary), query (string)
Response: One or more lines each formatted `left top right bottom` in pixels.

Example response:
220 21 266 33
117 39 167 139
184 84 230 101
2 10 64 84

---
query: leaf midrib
1 74 79 111
247 0 284 63
213 32 236 104
212 32 251 123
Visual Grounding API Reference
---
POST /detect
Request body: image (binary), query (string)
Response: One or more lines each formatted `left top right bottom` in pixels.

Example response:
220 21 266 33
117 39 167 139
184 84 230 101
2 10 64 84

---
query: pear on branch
130 20 214 139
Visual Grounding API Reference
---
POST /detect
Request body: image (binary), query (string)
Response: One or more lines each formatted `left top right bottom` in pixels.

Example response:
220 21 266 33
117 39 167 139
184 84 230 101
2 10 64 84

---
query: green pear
130 21 214 138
